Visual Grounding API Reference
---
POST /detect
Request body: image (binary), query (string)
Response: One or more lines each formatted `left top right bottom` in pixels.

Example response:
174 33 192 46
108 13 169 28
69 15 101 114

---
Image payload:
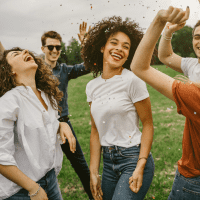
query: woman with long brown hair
0 47 76 200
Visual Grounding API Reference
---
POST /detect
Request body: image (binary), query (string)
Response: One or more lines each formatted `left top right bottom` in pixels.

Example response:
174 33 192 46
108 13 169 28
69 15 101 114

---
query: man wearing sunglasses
41 23 93 200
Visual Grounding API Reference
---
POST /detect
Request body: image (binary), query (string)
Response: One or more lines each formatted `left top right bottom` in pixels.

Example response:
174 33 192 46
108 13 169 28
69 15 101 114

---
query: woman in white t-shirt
81 17 155 200
0 47 76 200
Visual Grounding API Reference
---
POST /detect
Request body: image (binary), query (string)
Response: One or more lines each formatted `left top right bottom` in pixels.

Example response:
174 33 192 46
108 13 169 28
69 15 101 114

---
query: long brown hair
0 47 63 113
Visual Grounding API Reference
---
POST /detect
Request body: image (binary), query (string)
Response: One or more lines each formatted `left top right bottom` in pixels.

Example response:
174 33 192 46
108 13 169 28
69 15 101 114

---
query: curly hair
0 47 63 113
81 16 157 77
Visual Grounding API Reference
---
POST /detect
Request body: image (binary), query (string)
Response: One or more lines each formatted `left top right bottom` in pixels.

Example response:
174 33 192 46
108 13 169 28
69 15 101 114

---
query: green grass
58 65 185 199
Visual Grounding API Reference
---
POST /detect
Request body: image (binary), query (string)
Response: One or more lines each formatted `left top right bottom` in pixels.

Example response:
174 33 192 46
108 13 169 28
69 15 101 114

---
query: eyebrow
10 51 18 56
194 34 200 37
110 38 130 46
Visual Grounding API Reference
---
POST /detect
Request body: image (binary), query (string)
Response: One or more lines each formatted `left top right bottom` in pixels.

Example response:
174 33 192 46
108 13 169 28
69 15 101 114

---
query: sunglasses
44 45 62 51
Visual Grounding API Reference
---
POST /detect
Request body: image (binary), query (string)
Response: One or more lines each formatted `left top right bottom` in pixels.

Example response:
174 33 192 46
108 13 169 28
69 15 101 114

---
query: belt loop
115 145 118 151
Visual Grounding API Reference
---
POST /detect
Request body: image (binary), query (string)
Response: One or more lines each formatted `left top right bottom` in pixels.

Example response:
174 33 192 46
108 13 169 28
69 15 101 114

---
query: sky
1 0 200 55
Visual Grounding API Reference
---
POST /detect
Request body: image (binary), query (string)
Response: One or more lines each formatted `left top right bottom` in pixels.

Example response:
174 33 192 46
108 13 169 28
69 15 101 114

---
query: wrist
136 157 147 170
27 182 40 194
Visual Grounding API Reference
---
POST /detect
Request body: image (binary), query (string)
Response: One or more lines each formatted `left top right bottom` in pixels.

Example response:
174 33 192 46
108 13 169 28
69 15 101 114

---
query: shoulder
86 76 101 87
122 69 146 84
0 87 21 102
182 57 199 66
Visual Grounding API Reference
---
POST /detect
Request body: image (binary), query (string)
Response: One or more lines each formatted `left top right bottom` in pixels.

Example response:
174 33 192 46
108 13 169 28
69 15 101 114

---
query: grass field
58 65 185 200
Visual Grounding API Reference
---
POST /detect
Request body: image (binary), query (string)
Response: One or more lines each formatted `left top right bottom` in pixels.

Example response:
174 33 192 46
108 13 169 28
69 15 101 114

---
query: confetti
194 112 197 115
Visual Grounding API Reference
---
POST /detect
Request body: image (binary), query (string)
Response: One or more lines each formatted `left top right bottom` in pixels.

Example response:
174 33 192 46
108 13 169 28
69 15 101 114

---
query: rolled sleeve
0 98 19 166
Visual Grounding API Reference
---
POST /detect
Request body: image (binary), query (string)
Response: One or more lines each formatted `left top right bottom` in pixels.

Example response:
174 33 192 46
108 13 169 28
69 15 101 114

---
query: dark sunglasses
44 45 61 51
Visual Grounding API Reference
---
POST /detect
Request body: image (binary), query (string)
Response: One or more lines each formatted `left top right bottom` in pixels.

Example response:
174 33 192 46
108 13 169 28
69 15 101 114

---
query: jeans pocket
183 187 200 200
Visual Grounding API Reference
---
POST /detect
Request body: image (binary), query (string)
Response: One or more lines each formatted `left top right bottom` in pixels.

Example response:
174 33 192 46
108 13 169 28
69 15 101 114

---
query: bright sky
1 0 200 54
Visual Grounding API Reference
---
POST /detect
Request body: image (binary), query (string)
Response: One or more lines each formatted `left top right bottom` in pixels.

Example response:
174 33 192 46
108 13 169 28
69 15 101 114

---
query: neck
16 73 38 95
102 63 124 79
45 58 57 69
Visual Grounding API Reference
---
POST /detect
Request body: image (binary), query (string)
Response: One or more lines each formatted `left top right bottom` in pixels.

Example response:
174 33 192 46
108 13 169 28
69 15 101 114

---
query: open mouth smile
111 52 123 61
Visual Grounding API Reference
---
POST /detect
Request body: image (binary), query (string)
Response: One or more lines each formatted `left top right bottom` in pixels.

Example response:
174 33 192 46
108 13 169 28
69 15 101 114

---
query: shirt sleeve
172 80 200 121
0 96 19 166
128 75 149 103
181 57 195 77
66 63 90 80
86 81 92 102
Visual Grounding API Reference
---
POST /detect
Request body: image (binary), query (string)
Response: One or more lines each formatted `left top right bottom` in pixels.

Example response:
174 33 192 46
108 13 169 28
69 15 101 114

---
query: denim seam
183 187 200 196
178 172 200 186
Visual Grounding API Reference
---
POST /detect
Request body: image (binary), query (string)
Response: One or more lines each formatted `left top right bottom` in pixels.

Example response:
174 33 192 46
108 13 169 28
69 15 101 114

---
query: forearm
136 123 154 170
158 28 174 62
0 165 39 194
90 127 101 175
131 15 166 73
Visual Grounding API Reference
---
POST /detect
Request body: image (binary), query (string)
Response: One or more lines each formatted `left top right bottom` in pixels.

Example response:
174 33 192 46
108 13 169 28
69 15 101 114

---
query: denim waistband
39 168 55 181
102 144 140 153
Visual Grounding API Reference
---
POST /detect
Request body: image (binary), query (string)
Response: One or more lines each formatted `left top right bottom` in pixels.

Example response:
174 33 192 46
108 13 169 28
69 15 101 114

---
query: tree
57 39 83 65
171 25 196 58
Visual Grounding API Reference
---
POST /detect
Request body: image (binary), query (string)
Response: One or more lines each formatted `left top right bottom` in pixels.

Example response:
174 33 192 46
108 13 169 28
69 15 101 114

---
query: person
130 6 198 200
0 47 76 199
41 22 93 199
82 16 155 200
158 11 200 83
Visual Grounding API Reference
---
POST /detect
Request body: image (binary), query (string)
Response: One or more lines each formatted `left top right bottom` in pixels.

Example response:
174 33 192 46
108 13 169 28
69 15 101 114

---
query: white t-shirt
0 86 63 199
181 57 200 82
86 68 149 147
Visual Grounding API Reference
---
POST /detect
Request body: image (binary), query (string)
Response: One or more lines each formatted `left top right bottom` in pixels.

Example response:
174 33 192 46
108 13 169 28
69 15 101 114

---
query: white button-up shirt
0 86 63 199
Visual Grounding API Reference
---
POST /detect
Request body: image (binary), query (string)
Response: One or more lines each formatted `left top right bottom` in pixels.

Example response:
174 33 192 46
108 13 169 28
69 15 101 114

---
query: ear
41 46 45 53
100 46 104 53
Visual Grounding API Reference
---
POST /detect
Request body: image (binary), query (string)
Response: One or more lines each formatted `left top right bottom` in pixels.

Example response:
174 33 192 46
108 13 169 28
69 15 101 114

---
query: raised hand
157 6 190 25
78 21 91 44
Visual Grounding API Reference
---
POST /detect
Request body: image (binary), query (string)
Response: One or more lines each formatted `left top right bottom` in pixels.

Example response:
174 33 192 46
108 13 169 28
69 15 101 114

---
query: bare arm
89 102 103 200
158 23 185 73
129 97 154 193
131 6 190 101
0 165 48 199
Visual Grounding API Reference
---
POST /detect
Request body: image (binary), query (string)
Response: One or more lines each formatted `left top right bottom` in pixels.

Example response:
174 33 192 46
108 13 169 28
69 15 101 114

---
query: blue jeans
102 145 154 200
168 168 200 200
5 168 62 200
60 119 93 199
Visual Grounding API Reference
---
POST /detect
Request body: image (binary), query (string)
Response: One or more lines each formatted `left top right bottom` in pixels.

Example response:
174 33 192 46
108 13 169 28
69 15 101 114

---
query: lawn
58 65 185 199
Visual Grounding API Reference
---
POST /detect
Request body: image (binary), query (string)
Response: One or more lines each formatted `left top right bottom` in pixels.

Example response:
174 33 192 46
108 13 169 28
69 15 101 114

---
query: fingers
168 6 190 24
68 135 76 153
129 177 137 193
60 131 66 144
79 21 87 32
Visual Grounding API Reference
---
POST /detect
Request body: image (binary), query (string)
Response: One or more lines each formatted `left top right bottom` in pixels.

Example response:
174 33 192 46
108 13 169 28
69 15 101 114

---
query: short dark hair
41 31 62 46
193 20 200 36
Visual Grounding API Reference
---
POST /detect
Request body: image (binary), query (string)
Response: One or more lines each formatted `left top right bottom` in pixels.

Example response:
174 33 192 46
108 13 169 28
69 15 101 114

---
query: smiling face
41 38 61 64
6 49 38 76
101 31 131 69
193 26 200 62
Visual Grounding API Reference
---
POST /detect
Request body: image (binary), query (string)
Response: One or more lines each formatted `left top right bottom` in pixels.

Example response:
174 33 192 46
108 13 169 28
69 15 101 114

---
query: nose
22 49 29 54
115 45 122 51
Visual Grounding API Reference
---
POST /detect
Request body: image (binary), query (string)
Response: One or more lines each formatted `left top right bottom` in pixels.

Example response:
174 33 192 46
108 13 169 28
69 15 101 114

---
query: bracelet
28 184 41 197
137 157 148 162
163 33 172 41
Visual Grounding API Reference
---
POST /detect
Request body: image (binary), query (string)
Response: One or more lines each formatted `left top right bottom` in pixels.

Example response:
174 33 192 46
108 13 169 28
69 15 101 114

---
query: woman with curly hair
82 16 154 200
0 47 76 200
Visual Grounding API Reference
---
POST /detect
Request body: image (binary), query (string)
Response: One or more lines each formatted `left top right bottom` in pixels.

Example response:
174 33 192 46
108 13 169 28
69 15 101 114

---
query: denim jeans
168 168 200 200
60 119 93 199
101 145 154 200
5 168 62 200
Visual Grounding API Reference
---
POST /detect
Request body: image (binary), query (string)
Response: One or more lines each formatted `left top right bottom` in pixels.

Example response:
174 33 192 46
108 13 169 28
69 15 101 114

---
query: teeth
111 53 122 59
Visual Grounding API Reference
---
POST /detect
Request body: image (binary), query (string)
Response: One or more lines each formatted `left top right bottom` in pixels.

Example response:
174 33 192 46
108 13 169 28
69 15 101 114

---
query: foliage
58 65 185 199
172 26 196 58
57 39 83 65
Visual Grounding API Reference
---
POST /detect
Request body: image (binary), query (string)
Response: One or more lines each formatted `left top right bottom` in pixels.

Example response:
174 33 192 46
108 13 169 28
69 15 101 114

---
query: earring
101 50 103 53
